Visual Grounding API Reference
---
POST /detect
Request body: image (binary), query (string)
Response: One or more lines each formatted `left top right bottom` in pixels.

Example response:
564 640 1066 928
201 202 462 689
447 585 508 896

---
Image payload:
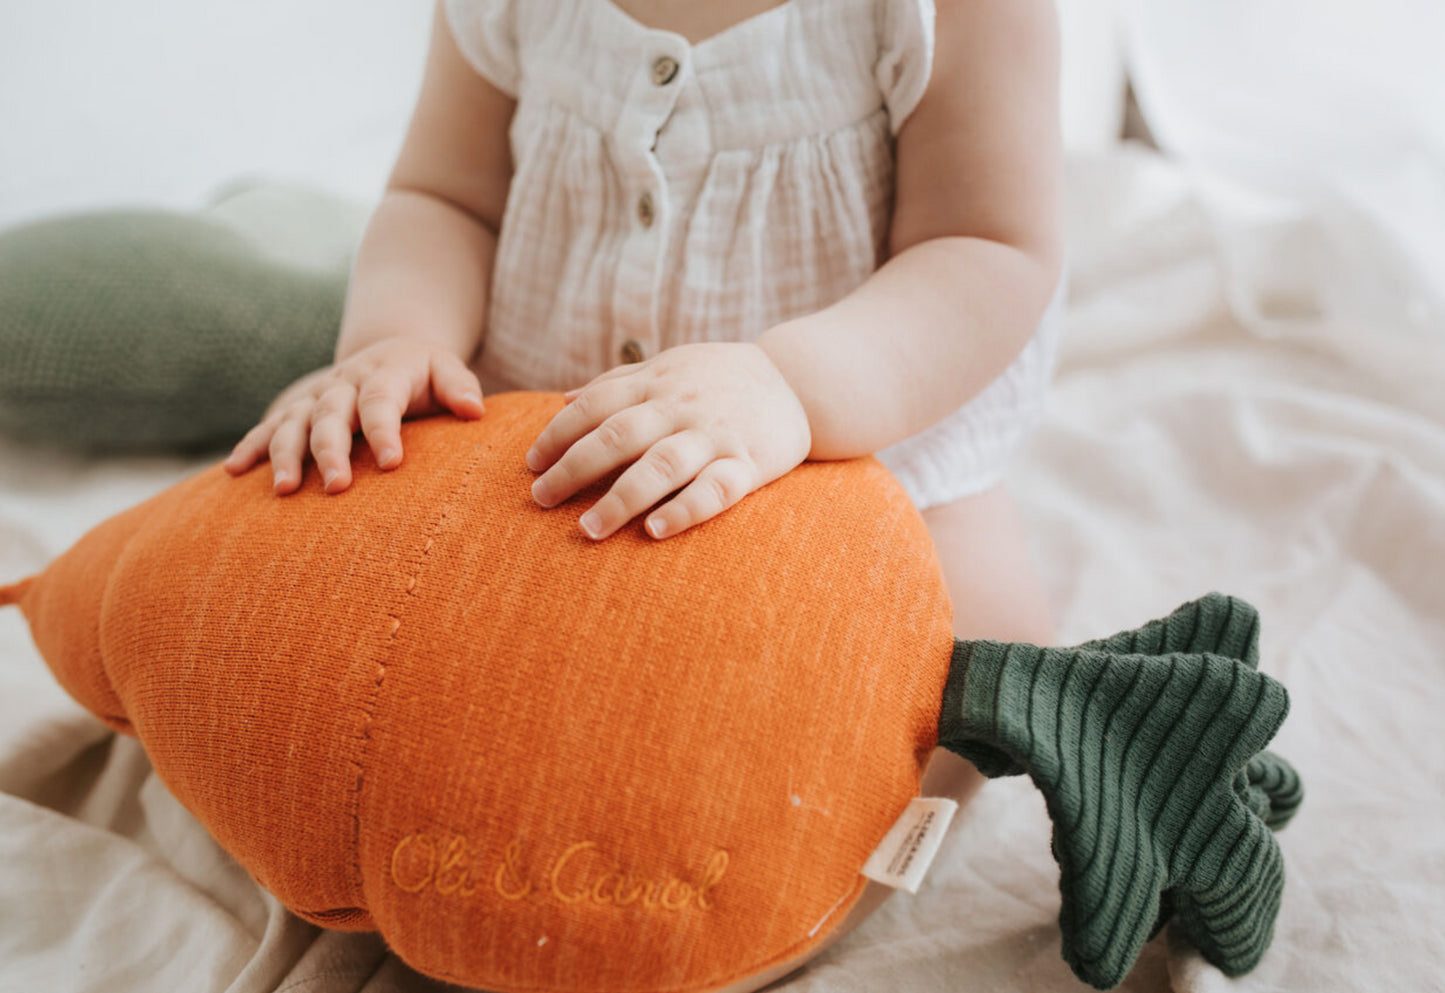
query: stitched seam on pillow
348 439 491 903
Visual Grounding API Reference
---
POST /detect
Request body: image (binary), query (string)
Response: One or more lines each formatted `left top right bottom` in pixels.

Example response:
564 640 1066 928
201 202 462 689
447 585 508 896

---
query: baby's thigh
920 481 1054 645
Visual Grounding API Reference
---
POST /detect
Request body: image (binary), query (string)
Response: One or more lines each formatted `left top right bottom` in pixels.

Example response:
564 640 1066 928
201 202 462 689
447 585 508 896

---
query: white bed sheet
3 142 1444 993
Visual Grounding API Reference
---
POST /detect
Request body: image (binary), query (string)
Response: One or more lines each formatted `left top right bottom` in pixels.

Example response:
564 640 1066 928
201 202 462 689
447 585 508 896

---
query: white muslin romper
444 0 1065 509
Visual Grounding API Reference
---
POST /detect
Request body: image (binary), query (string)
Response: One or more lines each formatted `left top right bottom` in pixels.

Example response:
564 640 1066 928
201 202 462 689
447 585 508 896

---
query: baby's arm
755 0 1065 460
225 0 513 494
337 0 511 367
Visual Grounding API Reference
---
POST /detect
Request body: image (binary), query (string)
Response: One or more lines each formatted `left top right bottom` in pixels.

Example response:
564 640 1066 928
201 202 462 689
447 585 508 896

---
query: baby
223 0 1064 981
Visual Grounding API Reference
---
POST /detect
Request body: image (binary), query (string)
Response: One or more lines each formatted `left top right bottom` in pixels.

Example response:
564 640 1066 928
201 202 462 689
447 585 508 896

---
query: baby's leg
920 481 1054 645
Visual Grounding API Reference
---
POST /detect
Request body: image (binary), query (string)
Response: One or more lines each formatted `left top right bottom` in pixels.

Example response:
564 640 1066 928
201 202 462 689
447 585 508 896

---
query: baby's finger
526 374 648 473
309 381 360 493
223 421 275 474
643 456 758 539
563 363 634 401
531 401 672 509
430 352 485 418
268 414 312 495
577 430 712 540
356 371 410 470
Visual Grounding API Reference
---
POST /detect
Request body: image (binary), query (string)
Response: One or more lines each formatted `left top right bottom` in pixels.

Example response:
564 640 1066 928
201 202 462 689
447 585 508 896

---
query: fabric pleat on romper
443 0 1065 508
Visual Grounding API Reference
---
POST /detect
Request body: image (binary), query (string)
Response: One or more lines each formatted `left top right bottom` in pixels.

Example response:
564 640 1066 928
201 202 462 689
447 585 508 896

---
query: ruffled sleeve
875 0 936 135
443 0 520 97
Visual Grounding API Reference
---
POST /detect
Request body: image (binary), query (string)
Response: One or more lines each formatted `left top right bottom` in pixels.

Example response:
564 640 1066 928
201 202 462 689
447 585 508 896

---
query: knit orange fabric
0 391 955 993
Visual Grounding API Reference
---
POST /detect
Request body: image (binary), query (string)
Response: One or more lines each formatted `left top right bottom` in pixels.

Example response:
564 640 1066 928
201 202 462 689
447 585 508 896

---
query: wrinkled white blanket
2 143 1443 993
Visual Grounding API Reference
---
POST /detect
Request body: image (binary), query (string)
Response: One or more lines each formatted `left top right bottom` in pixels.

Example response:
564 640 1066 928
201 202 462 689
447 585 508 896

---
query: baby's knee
921 483 1055 645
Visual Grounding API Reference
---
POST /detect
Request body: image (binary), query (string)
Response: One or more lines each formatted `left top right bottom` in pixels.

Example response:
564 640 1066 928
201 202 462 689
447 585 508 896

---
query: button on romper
444 0 1066 509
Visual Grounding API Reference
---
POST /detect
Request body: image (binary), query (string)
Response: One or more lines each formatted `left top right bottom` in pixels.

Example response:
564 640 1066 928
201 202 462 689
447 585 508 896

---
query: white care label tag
860 796 958 894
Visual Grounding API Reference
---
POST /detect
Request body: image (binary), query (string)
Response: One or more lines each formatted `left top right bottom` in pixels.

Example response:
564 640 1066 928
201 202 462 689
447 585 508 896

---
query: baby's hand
526 342 811 540
222 337 485 495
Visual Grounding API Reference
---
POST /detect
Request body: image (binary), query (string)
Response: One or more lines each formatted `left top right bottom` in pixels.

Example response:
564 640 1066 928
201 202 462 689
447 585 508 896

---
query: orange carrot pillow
3 391 954 991
0 391 1299 992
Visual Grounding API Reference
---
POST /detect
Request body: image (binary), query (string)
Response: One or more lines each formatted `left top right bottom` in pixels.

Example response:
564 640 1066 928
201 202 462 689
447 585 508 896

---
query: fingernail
531 477 552 506
323 469 339 490
525 448 542 471
579 510 602 538
462 392 483 407
273 471 290 491
378 448 400 467
646 517 667 539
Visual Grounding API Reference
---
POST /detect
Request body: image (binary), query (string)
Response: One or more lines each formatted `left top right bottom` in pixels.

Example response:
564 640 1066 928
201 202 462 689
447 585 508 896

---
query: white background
0 0 429 228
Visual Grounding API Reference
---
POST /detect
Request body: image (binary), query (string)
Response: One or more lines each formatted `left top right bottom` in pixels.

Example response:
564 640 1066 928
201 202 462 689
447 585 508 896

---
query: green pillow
0 183 364 453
